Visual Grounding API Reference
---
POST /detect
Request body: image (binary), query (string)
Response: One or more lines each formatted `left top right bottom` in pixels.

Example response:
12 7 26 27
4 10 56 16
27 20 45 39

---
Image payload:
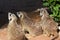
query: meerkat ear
17 12 24 19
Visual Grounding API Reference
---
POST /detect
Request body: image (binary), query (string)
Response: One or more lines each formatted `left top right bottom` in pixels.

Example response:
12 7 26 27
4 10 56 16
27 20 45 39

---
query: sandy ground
0 28 60 40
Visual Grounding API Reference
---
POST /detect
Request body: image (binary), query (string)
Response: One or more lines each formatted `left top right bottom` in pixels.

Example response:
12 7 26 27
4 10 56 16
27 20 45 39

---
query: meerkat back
17 11 43 39
39 8 58 40
7 12 26 40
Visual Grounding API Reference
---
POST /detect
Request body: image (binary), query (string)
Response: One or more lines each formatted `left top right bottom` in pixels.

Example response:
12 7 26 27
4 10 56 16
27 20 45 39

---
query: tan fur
39 8 58 39
17 11 43 37
7 12 26 40
17 8 58 39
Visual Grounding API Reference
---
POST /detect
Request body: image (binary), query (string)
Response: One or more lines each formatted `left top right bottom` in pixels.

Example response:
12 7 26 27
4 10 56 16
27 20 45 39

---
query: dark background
0 0 43 27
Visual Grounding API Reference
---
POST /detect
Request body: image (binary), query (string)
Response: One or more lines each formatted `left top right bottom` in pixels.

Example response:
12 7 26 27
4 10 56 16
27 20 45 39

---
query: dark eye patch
10 14 11 16
20 15 22 18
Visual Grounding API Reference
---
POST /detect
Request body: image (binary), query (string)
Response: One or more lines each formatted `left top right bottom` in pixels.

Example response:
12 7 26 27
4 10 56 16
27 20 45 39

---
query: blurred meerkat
39 8 58 39
17 11 43 39
7 12 27 40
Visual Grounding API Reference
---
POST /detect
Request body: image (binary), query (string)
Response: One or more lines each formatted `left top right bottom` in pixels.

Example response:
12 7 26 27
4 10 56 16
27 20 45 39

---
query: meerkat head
17 11 24 20
8 12 17 21
39 8 49 17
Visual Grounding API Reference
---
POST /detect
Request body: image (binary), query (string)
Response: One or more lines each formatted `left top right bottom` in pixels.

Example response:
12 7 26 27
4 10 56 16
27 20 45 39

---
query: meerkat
39 8 58 39
7 12 27 40
17 11 43 39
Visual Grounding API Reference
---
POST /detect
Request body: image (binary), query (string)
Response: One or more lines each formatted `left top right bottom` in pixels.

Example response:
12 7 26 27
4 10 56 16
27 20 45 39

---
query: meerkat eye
20 14 23 18
8 12 12 16
8 12 12 21
20 12 24 19
10 13 11 16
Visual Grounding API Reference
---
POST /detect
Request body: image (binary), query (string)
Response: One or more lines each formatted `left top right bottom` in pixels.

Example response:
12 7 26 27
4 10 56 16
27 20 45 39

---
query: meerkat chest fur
7 13 25 40
19 12 43 37
8 19 21 39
